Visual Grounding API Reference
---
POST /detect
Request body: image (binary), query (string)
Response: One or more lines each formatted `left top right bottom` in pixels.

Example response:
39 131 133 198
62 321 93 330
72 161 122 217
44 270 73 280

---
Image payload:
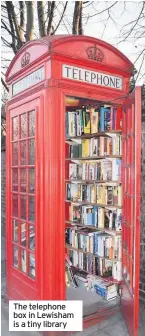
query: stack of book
94 280 118 300
65 105 122 137
69 159 121 181
66 183 122 206
65 254 77 287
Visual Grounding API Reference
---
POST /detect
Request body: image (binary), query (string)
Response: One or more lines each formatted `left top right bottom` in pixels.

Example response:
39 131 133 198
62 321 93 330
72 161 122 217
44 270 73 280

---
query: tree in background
1 1 145 92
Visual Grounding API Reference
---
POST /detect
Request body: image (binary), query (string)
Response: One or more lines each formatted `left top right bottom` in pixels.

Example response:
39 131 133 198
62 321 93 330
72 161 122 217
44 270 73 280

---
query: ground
1 290 145 336
1 271 145 336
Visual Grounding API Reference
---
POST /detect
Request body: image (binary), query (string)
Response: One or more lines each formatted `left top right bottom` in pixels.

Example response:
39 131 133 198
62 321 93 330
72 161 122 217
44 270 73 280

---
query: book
83 108 91 133
90 108 99 133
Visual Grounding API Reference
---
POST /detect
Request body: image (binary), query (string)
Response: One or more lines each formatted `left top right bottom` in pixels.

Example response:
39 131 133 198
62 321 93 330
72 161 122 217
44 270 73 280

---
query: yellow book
82 139 89 157
90 107 99 133
98 185 106 204
91 185 96 203
87 236 90 252
83 110 91 134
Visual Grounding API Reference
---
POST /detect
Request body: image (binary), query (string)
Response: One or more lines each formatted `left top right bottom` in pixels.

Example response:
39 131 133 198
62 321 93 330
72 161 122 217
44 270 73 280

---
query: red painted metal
5 35 141 335
121 87 141 336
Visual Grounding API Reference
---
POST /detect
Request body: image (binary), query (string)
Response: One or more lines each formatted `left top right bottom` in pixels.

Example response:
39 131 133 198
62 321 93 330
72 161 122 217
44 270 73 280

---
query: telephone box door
6 97 43 300
121 87 141 336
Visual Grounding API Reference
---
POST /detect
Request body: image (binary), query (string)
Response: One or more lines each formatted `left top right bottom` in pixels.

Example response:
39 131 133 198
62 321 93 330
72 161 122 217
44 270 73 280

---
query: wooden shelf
66 244 121 261
65 179 121 184
66 155 122 161
65 130 122 141
65 200 122 209
65 220 122 235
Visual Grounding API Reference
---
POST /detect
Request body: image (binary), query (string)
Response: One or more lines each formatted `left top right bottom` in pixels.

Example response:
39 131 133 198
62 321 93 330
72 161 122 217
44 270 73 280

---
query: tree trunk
19 1 25 42
78 1 83 35
37 1 45 37
72 1 82 35
47 2 55 35
25 1 34 41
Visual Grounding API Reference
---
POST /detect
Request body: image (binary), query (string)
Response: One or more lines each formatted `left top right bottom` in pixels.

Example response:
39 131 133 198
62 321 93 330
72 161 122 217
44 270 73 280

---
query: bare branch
52 1 68 34
5 2 17 54
89 2 118 18
119 2 145 42
1 19 19 40
135 55 145 83
1 77 9 92
7 1 23 49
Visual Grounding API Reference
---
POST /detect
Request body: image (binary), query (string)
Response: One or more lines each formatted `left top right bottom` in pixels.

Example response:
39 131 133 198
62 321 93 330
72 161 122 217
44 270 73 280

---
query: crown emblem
86 45 104 62
21 50 30 68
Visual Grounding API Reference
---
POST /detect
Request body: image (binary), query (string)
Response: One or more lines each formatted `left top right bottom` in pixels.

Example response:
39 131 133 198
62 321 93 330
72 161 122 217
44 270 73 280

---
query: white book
119 135 122 155
118 184 122 206
116 261 122 281
68 112 75 137
109 211 113 229
69 163 77 180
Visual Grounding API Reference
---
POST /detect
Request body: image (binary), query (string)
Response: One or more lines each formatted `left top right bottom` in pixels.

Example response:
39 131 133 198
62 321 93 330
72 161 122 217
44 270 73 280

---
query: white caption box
9 300 83 331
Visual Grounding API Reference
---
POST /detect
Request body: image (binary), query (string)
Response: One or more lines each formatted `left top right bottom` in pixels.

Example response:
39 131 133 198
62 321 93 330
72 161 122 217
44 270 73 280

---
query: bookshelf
65 220 122 235
65 200 122 208
65 130 122 140
65 180 120 184
66 156 122 160
66 244 122 261
65 97 123 294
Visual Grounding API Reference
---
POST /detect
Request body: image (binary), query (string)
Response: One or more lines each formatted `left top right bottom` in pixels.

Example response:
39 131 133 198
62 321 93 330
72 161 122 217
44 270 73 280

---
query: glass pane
12 169 18 191
21 222 26 247
13 245 18 268
12 117 18 140
20 169 27 192
21 249 26 273
28 197 35 222
12 142 18 166
20 141 27 165
29 253 35 279
13 219 18 243
28 139 35 165
29 225 35 251
20 113 27 138
12 194 18 218
29 168 35 193
20 195 26 220
29 111 35 137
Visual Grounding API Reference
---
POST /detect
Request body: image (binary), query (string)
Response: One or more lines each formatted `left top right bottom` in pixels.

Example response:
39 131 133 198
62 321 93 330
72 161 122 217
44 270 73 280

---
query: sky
1 1 145 85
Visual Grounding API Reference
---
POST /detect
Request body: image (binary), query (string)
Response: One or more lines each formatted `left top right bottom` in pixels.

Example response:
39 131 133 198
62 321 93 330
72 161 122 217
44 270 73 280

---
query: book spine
100 107 105 131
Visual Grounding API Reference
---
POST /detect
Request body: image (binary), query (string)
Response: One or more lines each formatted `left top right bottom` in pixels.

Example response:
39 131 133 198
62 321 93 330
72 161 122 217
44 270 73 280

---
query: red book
116 107 122 130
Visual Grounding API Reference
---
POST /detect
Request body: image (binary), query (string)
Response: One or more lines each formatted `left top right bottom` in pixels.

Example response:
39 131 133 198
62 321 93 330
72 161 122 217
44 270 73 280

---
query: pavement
1 276 145 336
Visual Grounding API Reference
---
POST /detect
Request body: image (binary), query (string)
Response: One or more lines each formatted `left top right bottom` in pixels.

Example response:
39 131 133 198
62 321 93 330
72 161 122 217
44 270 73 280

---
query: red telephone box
6 35 141 336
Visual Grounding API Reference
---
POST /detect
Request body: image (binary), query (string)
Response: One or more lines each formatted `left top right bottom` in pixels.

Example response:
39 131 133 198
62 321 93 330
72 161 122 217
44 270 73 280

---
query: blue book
92 206 98 226
65 113 69 137
100 107 110 131
87 213 93 225
112 107 116 130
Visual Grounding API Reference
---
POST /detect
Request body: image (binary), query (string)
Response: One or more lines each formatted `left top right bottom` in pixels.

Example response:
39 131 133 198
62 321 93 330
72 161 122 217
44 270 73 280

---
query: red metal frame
121 87 141 336
5 35 141 335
